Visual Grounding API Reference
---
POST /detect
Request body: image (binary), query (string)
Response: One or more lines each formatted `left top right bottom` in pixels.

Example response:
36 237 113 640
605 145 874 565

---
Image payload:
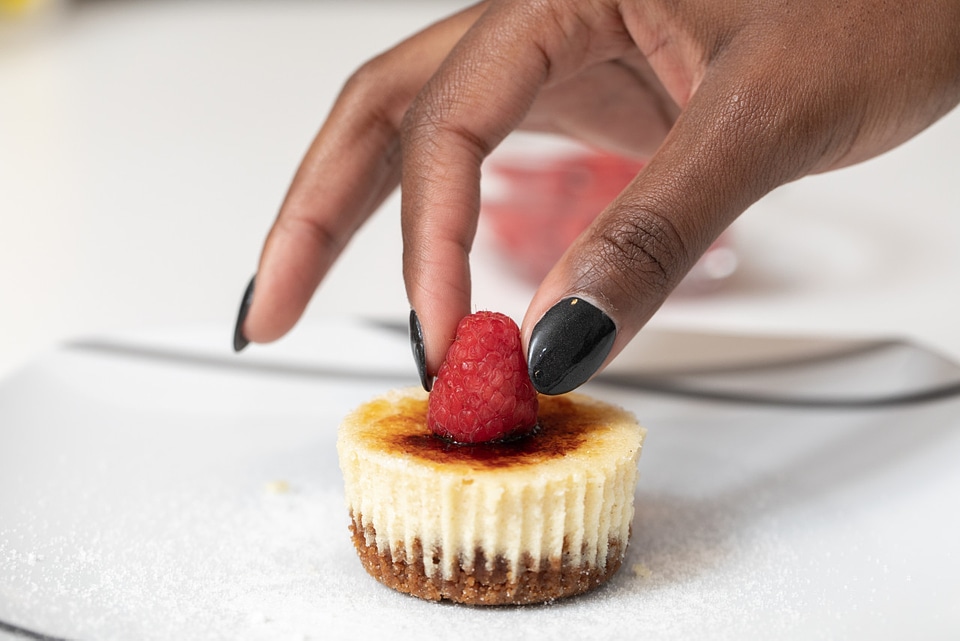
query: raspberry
427 311 539 444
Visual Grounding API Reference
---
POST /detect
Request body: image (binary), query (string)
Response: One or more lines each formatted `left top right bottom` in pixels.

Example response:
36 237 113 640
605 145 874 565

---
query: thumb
522 61 834 394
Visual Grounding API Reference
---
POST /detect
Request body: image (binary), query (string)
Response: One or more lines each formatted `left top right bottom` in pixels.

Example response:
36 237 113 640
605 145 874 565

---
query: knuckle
400 93 491 167
342 53 397 99
398 95 443 148
277 214 345 259
339 54 410 130
341 56 388 104
589 208 690 305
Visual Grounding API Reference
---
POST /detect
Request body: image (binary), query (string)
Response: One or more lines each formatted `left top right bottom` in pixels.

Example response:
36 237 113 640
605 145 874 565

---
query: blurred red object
481 150 736 293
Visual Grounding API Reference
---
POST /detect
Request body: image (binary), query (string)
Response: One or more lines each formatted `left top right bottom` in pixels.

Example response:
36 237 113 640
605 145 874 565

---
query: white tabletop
2 0 960 381
2 320 960 641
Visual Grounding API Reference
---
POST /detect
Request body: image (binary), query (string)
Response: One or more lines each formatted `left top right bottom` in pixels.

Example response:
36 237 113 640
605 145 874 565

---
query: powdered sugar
3 334 960 639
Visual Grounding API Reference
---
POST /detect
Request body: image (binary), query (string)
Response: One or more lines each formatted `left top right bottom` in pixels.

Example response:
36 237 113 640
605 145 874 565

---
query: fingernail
409 308 433 392
527 297 616 395
233 274 255 352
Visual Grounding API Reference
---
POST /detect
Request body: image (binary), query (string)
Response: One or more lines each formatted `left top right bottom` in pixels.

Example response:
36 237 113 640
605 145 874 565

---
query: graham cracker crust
349 516 626 605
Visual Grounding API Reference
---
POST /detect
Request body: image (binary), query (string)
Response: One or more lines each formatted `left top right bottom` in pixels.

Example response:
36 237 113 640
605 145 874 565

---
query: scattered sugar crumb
247 610 269 625
265 480 292 494
631 562 652 579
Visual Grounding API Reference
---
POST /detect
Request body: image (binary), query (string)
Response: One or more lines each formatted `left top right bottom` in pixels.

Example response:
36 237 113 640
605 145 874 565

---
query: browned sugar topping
357 395 609 469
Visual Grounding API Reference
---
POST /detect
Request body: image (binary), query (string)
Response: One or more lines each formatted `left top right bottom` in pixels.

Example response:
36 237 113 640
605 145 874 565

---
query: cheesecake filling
344 451 638 581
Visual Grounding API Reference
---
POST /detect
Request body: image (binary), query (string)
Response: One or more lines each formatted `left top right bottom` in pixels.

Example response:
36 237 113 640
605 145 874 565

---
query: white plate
2 321 960 641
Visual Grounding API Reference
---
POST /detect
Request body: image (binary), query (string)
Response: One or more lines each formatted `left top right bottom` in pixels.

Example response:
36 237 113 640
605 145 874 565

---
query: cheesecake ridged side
337 387 645 604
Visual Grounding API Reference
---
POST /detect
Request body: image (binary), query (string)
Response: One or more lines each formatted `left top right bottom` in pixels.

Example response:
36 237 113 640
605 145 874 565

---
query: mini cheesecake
337 387 645 605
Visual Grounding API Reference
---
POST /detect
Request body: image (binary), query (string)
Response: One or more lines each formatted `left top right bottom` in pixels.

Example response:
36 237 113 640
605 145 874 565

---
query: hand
235 0 960 394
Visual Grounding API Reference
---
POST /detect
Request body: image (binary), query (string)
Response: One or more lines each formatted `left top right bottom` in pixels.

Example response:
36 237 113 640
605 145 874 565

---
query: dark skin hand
237 0 960 391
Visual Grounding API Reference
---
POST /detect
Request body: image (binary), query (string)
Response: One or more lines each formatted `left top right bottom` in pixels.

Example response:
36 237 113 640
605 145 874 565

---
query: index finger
401 0 631 377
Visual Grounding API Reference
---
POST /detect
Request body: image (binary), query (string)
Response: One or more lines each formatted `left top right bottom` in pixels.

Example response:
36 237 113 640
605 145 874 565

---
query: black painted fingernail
527 297 616 395
233 275 255 352
409 308 433 392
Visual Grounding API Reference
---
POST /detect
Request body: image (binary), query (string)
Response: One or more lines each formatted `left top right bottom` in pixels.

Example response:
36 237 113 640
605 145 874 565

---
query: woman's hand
235 0 960 393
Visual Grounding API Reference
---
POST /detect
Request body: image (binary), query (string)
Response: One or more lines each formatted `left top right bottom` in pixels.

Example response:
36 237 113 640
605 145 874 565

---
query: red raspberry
427 311 539 444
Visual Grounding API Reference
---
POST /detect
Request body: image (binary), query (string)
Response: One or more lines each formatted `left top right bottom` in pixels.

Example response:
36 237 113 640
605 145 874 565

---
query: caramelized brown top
356 394 613 470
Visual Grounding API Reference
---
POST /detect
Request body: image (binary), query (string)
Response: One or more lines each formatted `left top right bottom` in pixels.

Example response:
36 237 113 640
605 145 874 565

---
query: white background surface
2 2 960 640
1 0 960 380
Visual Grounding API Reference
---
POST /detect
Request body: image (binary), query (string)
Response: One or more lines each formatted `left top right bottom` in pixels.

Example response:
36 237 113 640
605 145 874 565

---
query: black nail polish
409 308 433 392
233 275 255 352
527 297 616 395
